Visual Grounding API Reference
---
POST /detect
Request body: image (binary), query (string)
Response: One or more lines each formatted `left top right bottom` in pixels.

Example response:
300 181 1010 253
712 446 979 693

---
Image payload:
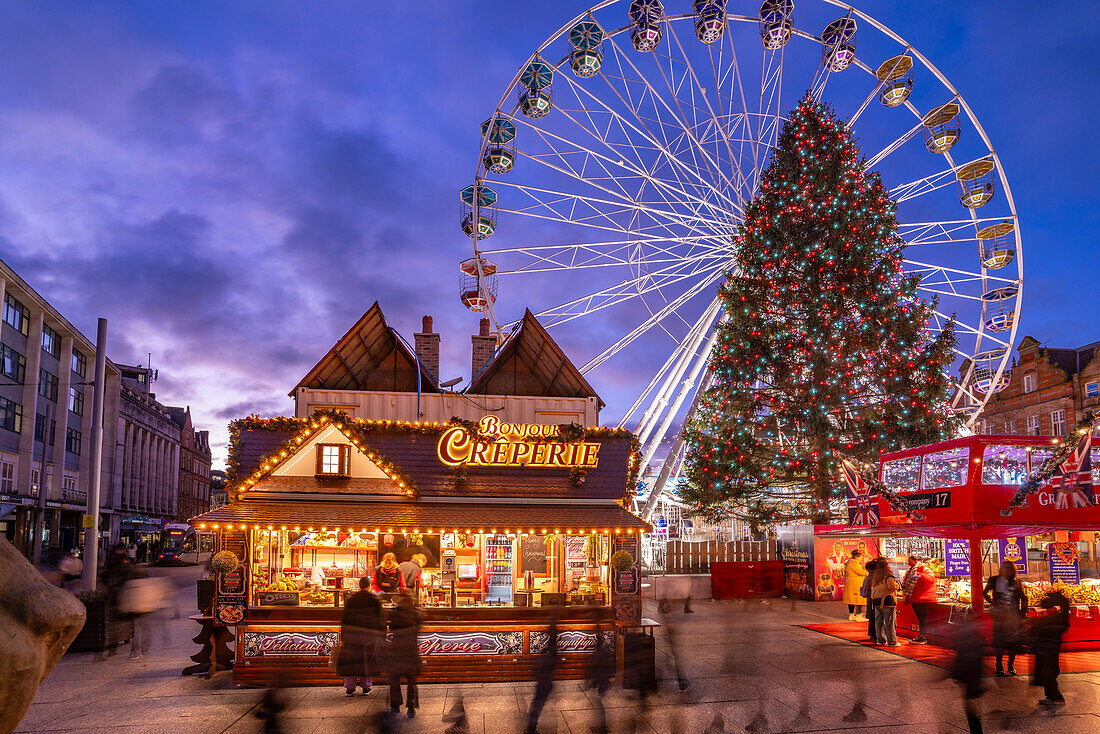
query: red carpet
799 622 1100 673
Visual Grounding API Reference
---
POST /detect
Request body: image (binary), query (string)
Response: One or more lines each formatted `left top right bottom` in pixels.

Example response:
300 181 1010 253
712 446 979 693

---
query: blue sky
0 1 1095 466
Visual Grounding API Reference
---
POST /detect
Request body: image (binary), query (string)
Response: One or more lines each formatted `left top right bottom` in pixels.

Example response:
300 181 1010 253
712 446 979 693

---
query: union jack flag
844 461 880 526
1053 431 1094 509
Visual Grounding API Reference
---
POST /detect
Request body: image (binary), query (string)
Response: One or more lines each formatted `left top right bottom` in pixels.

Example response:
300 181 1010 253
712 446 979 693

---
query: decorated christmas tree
680 94 958 528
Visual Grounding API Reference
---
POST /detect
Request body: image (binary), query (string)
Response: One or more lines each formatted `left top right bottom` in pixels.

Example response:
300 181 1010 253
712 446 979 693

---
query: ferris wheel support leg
638 313 725 522
636 300 720 445
639 354 717 524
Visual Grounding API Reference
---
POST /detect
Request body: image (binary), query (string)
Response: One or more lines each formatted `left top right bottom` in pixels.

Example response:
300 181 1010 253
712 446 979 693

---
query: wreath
1050 543 1080 565
610 549 635 573
211 550 241 573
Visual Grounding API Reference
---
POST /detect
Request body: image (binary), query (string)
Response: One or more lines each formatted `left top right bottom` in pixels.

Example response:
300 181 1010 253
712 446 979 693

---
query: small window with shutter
315 444 350 476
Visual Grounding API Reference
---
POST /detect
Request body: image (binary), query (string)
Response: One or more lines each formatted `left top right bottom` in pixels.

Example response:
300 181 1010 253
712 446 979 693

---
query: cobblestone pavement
16 569 1100 733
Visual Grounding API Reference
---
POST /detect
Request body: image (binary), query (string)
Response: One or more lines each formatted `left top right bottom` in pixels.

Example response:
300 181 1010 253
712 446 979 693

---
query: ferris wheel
458 0 1023 515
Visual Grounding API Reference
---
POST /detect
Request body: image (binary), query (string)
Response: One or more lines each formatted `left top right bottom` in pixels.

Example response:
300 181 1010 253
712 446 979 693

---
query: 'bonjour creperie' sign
437 416 600 469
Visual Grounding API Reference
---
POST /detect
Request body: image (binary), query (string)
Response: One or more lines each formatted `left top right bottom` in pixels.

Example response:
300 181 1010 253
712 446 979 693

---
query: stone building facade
975 336 1100 436
168 406 212 522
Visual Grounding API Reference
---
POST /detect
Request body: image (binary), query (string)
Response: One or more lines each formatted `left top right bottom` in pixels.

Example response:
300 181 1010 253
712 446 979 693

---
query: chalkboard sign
521 536 547 573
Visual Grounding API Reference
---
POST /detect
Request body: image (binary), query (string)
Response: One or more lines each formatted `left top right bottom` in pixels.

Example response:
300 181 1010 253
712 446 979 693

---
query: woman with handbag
336 576 384 696
983 561 1027 676
868 562 900 646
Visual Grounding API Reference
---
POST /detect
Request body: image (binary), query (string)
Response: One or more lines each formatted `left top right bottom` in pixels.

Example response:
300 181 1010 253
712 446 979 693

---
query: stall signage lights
437 416 600 469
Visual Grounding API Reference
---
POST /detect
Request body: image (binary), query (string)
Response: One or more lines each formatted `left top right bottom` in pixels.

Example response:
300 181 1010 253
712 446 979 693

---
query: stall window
921 447 969 489
881 455 921 491
982 445 1028 485
315 444 350 476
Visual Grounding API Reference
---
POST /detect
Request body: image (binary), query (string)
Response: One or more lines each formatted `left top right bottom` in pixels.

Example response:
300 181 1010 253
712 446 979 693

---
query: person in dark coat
525 616 559 734
587 617 614 733
982 560 1027 676
337 577 384 696
948 611 986 734
1030 590 1070 707
385 592 422 717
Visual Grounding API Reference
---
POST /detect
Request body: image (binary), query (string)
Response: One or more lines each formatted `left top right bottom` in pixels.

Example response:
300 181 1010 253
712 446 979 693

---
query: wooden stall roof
230 418 637 502
290 301 439 395
465 309 603 408
191 499 650 531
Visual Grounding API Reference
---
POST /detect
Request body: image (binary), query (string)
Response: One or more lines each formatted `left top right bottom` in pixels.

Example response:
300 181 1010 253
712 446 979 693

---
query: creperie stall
841 431 1100 647
190 411 648 685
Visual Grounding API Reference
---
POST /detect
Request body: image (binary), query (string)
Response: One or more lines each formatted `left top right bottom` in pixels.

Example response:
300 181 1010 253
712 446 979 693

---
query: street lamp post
81 318 107 592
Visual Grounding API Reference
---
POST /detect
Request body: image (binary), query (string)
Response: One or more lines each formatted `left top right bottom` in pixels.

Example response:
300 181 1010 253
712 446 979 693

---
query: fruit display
261 579 300 593
300 590 334 605
1023 580 1100 606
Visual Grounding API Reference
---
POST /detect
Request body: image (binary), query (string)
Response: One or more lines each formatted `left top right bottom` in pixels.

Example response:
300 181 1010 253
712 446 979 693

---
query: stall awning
189 499 650 532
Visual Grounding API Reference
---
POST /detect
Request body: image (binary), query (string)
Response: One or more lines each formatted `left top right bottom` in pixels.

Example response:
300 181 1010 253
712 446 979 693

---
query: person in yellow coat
843 550 869 621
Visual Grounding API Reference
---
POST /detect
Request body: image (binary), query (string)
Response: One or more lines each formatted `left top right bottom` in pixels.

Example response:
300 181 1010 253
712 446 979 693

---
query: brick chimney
413 315 440 380
471 317 496 379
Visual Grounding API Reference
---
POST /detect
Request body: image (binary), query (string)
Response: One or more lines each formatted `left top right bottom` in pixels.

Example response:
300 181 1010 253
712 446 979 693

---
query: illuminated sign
241 631 338 657
437 416 600 469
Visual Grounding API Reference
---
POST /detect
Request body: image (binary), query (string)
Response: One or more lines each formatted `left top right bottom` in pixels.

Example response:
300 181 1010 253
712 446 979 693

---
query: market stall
835 432 1100 648
190 411 648 685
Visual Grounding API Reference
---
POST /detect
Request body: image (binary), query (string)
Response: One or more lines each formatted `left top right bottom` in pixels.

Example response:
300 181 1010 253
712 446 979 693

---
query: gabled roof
465 309 603 407
1018 336 1100 377
290 302 439 395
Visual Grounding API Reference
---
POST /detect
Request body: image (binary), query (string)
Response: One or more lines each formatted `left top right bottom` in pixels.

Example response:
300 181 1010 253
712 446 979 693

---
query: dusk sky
0 1 1095 467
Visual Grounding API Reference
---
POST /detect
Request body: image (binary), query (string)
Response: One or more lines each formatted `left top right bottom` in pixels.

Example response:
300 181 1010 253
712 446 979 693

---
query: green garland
839 454 925 522
1002 410 1098 516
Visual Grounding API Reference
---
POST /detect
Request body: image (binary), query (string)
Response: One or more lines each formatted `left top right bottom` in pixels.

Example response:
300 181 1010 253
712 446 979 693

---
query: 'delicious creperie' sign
437 416 600 469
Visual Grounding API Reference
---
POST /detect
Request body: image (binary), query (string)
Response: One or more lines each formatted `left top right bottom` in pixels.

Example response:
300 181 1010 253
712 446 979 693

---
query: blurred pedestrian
1029 590 1070 707
902 555 936 644
443 694 469 734
255 684 285 733
982 560 1026 676
337 575 383 696
525 616 559 734
58 549 83 592
948 612 986 734
385 592 421 717
117 570 171 659
660 603 689 690
868 560 899 646
587 616 614 733
843 549 868 621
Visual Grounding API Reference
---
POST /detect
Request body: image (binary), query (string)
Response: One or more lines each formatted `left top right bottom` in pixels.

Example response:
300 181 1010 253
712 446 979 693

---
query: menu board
612 536 639 596
521 535 547 573
215 530 248 625
1048 542 1081 584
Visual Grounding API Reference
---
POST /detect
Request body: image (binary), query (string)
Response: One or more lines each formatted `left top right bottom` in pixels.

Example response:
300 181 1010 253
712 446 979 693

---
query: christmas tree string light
679 94 958 531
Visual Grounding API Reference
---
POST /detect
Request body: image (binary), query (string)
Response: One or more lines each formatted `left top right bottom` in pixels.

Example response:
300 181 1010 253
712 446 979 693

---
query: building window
0 461 12 493
1006 420 1016 434
65 428 82 456
38 368 58 402
1087 381 1100 399
34 413 55 445
984 423 995 435
0 396 22 434
1 344 25 384
72 350 86 378
1051 409 1067 436
315 444 350 476
1026 415 1041 436
68 387 84 416
1023 373 1035 393
41 324 60 359
3 293 29 336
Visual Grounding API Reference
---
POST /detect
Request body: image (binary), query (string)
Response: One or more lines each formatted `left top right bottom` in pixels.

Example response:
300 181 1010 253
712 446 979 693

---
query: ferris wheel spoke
598 34 743 211
581 272 725 373
494 246 725 276
660 21 752 209
905 259 1017 288
492 176 730 241
890 154 992 203
513 98 737 227
534 255 728 329
482 232 725 269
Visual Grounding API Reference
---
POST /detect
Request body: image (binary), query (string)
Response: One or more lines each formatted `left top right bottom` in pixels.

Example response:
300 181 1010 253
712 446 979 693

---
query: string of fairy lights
680 94 957 530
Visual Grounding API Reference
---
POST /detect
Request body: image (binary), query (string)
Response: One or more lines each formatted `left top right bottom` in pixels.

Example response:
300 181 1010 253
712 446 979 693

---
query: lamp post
82 318 107 592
